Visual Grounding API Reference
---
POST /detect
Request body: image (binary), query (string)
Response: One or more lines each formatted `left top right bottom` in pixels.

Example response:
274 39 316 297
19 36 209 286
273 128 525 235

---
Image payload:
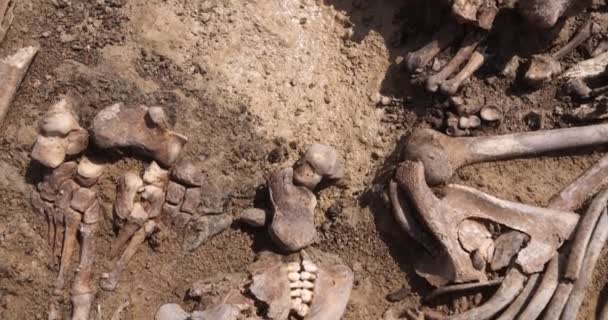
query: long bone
495 273 540 320
426 30 485 92
406 22 464 72
0 46 38 126
515 255 561 319
525 20 598 87
389 181 434 252
447 268 526 320
403 123 608 186
395 161 578 284
100 220 156 291
440 49 486 96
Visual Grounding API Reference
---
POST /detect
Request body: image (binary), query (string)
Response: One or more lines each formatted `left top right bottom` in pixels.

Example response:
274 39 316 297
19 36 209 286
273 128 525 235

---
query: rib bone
516 254 561 319
395 161 578 284
426 31 485 92
406 22 464 72
0 46 38 127
495 273 540 320
403 123 608 186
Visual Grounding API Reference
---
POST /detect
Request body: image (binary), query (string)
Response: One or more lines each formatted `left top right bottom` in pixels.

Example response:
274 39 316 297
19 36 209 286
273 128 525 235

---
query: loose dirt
1 0 607 319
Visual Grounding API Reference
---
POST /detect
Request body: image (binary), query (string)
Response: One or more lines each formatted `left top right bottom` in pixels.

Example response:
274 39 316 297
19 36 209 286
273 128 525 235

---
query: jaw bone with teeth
156 249 354 320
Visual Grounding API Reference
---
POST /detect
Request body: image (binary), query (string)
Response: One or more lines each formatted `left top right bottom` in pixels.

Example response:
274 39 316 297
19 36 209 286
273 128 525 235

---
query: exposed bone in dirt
403 123 608 186
92 104 188 167
525 20 598 87
518 0 591 29
440 50 486 96
406 22 464 72
395 160 578 284
293 144 343 190
0 45 38 126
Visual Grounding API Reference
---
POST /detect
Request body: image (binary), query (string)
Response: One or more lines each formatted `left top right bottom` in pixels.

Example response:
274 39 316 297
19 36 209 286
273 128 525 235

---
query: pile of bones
28 95 354 320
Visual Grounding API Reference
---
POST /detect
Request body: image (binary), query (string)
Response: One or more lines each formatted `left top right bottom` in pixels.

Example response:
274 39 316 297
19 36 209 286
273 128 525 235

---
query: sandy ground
1 0 608 319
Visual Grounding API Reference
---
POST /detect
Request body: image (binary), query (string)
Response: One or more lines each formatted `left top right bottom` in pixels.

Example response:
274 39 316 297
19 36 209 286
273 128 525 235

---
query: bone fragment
306 263 353 320
426 31 484 92
517 254 561 319
451 0 482 24
548 153 608 211
250 259 291 319
92 104 187 167
389 181 433 252
171 158 204 187
403 123 608 185
561 51 608 81
0 46 38 127
406 22 464 72
396 161 577 284
71 222 98 320
526 20 597 86
75 157 105 187
238 208 267 227
155 304 190 320
495 273 540 320
184 214 233 252
293 143 343 190
31 95 88 168
560 209 608 320
0 0 15 43
440 50 486 96
268 168 317 252
100 220 156 291
424 278 503 301
448 268 526 320
491 230 529 271
564 189 608 280
55 209 80 294
114 172 143 220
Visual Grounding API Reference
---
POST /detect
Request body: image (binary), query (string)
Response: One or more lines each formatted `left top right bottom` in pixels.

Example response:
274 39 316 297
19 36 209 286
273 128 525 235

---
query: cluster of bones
1 0 608 319
26 91 354 319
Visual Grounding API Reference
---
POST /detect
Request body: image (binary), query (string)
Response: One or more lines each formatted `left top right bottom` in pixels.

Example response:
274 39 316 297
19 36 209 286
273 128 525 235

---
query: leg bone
403 123 608 186
440 50 485 96
406 22 464 72
71 222 98 320
0 46 38 126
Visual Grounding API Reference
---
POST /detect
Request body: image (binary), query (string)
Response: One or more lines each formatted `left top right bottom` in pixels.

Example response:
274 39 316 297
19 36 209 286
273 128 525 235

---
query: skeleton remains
388 121 608 319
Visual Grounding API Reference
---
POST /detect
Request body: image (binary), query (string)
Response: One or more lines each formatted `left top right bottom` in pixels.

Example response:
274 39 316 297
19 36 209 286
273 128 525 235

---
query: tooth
301 289 313 303
301 280 314 289
291 297 303 310
288 272 300 282
300 271 316 281
290 289 302 297
287 262 301 273
290 281 303 289
297 303 310 317
302 260 318 273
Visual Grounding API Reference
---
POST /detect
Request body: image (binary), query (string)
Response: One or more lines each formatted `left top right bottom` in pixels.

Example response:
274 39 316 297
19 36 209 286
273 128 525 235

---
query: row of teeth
287 260 319 318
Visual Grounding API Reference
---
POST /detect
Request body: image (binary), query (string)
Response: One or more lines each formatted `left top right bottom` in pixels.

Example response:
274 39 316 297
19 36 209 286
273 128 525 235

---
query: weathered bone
0 0 15 43
517 255 561 319
490 230 528 271
0 46 38 126
306 263 354 320
542 281 572 319
184 214 233 252
71 222 98 320
495 273 540 320
389 181 434 252
293 143 343 190
31 96 88 168
75 157 105 187
110 203 148 258
171 158 204 187
92 103 188 167
395 161 578 284
426 31 485 92
238 208 267 227
561 51 608 81
440 50 485 96
406 22 464 72
100 220 156 291
114 172 143 220
424 278 502 301
592 41 608 57
448 268 526 320
564 189 608 280
525 20 597 86
451 0 482 24
54 209 80 294
403 123 608 186
268 168 317 252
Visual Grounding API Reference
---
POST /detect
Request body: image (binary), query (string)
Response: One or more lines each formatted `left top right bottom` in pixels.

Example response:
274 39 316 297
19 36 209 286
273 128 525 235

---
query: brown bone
440 50 486 96
395 161 578 284
495 273 540 320
403 124 608 186
518 0 591 29
0 46 38 126
406 22 464 72
426 30 485 92
71 222 98 320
